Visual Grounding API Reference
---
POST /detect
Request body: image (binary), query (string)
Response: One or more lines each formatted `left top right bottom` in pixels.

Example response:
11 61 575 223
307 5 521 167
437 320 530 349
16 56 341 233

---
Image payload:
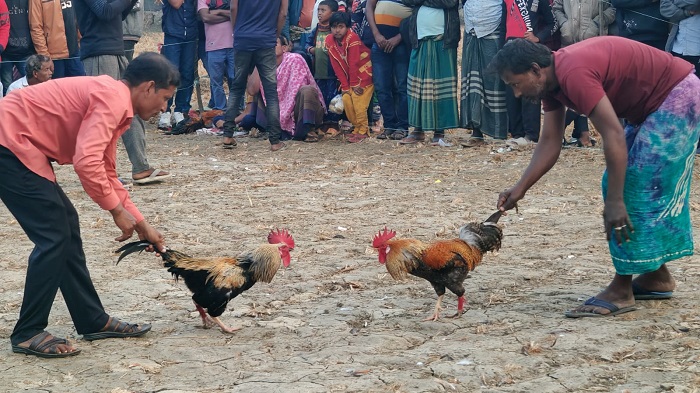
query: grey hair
25 54 52 77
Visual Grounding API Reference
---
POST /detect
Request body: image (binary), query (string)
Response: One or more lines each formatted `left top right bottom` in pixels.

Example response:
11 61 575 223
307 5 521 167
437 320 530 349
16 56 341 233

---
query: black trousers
0 146 109 345
566 109 589 139
505 84 541 141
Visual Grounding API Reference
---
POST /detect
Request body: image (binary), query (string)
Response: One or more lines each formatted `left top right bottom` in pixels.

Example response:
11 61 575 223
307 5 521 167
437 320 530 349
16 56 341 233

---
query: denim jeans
207 48 235 110
161 34 197 113
1 59 27 95
223 47 282 144
371 42 409 131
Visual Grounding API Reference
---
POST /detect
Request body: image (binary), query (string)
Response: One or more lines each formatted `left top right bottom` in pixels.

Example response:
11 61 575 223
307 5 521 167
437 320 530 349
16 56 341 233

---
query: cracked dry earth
2 128 700 393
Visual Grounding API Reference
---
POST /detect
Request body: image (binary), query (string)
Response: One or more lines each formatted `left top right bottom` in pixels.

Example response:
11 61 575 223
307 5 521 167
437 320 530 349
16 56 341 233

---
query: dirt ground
2 126 700 393
3 30 700 393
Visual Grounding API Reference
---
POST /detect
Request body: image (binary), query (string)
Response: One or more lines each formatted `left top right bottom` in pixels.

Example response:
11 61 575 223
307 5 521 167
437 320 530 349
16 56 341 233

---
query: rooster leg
423 295 445 321
449 296 467 319
194 302 216 329
209 316 242 334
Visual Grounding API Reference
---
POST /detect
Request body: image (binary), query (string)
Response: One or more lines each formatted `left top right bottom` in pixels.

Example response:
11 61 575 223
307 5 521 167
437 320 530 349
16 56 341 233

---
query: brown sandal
399 132 425 144
12 331 81 358
82 317 151 341
304 131 320 142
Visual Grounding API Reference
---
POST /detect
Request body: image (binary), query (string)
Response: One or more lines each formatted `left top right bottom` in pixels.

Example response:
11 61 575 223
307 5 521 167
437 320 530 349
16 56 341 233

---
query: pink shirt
197 0 234 52
0 76 144 222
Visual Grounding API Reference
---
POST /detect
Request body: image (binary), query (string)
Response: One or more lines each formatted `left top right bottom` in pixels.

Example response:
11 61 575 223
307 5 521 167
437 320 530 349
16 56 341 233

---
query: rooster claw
220 326 243 334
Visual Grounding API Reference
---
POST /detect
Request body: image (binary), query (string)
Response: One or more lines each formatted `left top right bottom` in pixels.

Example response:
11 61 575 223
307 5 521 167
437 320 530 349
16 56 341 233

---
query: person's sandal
431 133 445 146
347 133 368 143
576 137 597 148
399 132 425 144
222 136 237 149
390 130 406 140
82 317 151 341
376 130 391 140
324 127 341 138
461 137 485 148
12 331 81 358
304 131 320 143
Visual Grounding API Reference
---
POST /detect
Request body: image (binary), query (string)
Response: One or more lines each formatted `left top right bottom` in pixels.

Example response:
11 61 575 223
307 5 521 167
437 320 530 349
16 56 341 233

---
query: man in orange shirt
0 52 177 358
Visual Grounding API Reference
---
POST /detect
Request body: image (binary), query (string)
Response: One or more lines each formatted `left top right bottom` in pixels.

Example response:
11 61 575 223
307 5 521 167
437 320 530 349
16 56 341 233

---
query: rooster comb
268 228 295 249
372 227 396 248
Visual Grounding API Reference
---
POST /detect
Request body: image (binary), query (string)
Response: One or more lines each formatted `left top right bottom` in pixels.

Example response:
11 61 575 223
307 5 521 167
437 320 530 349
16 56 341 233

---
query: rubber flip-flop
564 297 637 318
632 282 673 300
133 169 171 185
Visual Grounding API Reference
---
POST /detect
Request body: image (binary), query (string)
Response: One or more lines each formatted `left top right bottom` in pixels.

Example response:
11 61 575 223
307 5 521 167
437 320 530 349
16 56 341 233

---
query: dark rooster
372 212 503 321
116 229 295 333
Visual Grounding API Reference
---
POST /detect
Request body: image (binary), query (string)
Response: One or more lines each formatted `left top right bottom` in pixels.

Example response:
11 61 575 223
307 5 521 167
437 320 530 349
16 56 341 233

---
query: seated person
235 36 327 142
6 55 54 94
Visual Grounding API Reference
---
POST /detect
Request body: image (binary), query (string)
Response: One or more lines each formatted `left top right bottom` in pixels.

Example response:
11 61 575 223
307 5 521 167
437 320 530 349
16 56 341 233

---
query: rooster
115 229 295 333
372 212 503 321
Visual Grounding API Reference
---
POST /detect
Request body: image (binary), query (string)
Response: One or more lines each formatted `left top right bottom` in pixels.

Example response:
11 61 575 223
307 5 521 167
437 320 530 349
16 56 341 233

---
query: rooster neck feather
241 244 283 283
385 239 427 280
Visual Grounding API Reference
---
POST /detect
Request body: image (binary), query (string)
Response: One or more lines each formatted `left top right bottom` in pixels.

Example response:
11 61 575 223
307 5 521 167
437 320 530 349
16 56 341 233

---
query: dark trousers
505 84 541 141
371 42 410 131
124 40 137 62
223 47 282 144
0 146 109 345
161 34 197 113
566 109 589 138
52 58 86 79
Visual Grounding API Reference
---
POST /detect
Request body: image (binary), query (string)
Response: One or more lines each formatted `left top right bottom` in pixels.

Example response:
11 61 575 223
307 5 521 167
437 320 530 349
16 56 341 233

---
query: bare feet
270 142 286 152
632 264 676 293
568 274 636 316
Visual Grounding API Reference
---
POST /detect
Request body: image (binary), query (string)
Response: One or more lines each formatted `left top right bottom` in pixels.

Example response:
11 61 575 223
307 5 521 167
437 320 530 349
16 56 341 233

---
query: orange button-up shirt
0 75 144 222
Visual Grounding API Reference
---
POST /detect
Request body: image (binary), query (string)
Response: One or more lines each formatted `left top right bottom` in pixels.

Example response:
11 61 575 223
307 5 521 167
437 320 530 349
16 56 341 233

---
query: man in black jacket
613 0 670 50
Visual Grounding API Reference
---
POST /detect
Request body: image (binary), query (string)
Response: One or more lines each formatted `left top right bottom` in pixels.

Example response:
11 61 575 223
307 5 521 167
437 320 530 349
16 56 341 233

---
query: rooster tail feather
459 222 503 254
485 210 503 224
115 241 153 265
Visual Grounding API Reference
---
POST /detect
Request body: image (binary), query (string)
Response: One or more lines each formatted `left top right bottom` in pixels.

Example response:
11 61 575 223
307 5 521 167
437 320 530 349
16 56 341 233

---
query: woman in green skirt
400 0 460 145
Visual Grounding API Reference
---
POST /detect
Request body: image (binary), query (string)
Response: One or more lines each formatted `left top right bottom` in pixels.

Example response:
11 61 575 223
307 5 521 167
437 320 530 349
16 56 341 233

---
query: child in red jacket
326 11 374 143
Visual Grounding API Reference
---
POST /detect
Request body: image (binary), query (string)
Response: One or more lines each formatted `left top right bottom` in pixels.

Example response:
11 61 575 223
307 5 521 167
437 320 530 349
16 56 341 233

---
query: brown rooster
372 212 503 321
115 229 295 333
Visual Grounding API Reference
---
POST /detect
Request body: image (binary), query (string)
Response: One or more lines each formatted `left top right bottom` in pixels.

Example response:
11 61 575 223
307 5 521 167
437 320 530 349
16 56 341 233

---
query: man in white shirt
6 54 53 94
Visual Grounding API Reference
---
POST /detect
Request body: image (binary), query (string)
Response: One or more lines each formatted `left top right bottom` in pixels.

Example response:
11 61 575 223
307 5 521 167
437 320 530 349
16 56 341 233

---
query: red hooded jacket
0 0 9 61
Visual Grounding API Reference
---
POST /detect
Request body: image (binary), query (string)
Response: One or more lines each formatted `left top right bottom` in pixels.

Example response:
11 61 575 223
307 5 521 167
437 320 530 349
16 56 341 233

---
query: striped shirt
373 0 412 38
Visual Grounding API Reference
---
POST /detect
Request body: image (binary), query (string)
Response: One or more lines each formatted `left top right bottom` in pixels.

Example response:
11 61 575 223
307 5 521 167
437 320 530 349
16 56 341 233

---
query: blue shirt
162 0 199 40
234 0 281 51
